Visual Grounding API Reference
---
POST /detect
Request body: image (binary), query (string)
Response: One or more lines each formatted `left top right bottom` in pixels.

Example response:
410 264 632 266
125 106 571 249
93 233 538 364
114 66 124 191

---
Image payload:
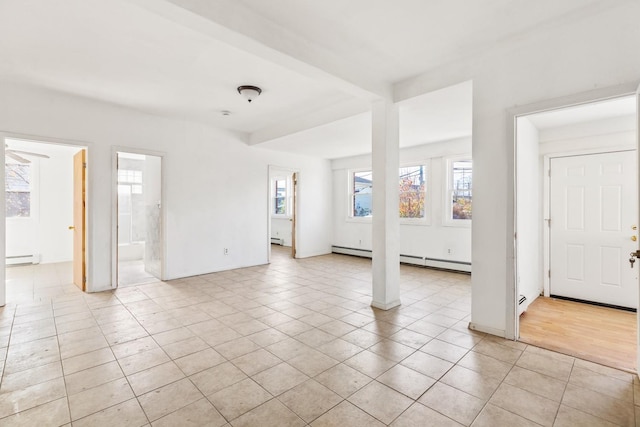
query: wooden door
73 149 86 291
291 172 297 258
550 151 637 308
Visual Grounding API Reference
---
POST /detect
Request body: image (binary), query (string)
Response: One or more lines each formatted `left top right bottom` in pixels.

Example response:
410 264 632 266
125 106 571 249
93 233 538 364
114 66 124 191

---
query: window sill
400 219 431 226
346 216 372 224
271 215 292 220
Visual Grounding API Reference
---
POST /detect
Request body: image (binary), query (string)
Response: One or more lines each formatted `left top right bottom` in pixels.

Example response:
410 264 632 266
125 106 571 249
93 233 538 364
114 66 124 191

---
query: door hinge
548 169 551 177
83 276 87 283
548 270 551 278
83 162 87 168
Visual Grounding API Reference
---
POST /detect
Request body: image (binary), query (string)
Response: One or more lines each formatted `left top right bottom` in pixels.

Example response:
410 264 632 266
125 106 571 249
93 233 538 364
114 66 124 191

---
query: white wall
0 83 333 294
6 142 75 264
516 117 541 311
332 137 472 264
395 2 640 336
271 218 292 247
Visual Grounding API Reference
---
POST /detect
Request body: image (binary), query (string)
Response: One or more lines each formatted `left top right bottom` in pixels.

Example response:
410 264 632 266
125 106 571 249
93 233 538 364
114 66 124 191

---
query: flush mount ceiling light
237 85 262 103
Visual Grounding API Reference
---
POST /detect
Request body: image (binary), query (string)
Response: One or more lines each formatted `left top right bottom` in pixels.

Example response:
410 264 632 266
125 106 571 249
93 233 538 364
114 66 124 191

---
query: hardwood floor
519 296 637 372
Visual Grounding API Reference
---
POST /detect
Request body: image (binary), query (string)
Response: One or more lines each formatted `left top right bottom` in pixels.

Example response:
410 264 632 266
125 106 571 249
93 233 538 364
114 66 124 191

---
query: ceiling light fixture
237 85 262 103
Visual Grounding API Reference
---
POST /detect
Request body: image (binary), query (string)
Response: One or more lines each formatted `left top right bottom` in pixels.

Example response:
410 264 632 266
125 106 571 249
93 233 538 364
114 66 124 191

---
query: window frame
398 162 430 225
347 168 373 222
5 162 33 219
271 175 292 218
444 155 473 227
347 163 431 224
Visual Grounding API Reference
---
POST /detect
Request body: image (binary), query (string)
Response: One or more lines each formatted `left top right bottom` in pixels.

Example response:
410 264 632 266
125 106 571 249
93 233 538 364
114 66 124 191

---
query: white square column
371 99 401 310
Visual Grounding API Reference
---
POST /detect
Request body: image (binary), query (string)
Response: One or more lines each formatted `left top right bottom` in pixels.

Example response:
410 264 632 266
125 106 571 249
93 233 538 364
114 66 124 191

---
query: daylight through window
352 171 373 217
274 179 287 215
6 163 31 217
451 160 472 220
399 165 426 219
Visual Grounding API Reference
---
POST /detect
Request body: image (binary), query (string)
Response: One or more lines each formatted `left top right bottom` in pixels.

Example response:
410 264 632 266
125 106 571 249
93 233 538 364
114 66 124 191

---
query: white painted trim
510 83 639 342
111 146 167 287
442 154 473 228
469 322 505 338
371 299 401 310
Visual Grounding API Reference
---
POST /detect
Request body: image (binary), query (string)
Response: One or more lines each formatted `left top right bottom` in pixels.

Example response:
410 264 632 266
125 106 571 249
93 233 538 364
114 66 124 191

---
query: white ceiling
259 81 473 159
0 0 621 158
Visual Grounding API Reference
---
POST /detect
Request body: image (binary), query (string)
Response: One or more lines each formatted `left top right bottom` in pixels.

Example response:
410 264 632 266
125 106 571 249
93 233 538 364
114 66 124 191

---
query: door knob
68 226 75 230
632 236 637 242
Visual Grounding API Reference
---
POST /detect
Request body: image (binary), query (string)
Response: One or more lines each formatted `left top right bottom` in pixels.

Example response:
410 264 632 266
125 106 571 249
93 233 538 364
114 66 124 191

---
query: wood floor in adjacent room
519 296 637 372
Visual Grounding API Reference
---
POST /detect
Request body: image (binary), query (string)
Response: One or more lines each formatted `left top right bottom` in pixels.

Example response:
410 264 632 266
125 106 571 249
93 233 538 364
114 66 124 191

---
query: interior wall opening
4 138 87 302
515 94 638 372
268 167 298 261
116 151 162 287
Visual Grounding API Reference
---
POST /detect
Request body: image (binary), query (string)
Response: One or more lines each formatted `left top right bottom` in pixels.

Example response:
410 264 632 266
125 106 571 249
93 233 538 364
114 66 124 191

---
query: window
272 176 292 217
6 163 31 217
399 165 427 219
118 169 143 194
351 170 372 217
349 165 428 219
449 159 472 221
117 168 144 243
274 179 287 215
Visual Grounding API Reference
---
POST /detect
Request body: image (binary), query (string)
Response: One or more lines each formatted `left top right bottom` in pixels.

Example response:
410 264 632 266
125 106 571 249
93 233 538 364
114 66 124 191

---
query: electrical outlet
446 248 454 255
359 239 362 246
224 248 229 255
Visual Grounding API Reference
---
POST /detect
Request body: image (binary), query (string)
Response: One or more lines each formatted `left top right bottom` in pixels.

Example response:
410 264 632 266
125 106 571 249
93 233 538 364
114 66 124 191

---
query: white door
550 151 638 309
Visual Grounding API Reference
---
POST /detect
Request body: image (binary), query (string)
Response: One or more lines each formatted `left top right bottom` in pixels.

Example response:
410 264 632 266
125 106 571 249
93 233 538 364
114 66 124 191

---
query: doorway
115 151 163 287
3 137 87 302
514 94 638 371
268 167 298 261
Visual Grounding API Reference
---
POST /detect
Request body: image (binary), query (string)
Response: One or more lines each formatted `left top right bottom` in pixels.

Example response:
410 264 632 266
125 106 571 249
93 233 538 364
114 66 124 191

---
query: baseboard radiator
6 254 38 266
331 246 471 273
270 237 284 246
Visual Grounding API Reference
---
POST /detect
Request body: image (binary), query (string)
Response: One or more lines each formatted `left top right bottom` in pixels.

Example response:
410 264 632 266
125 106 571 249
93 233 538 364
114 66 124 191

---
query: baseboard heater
270 238 284 246
331 245 471 273
6 255 38 266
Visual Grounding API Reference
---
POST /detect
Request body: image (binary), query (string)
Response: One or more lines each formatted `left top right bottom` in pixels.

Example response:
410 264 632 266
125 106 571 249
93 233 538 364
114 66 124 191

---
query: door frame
543 148 637 299
111 146 167 287
267 165 300 263
0 131 91 305
508 82 639 341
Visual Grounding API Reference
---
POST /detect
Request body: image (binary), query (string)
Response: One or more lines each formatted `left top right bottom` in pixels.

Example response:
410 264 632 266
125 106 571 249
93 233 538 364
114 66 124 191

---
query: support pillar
371 99 401 310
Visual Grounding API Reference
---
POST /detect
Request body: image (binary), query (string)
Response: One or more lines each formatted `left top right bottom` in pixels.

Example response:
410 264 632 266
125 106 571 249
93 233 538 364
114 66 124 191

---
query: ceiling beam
125 0 392 102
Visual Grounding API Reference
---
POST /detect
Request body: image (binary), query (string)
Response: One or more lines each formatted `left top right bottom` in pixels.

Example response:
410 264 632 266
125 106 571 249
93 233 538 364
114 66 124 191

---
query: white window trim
399 161 431 226
347 168 373 222
443 155 472 228
271 175 292 219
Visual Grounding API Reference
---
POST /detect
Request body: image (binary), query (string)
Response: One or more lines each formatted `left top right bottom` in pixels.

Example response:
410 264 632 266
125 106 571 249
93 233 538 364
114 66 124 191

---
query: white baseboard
332 245 471 273
468 322 506 338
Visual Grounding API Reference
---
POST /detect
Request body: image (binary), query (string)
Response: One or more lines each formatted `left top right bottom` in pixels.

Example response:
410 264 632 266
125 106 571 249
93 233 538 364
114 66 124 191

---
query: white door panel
550 151 638 309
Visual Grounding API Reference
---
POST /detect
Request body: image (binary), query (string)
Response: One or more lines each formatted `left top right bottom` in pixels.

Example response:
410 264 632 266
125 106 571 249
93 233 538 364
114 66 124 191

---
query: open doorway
515 95 638 371
4 138 87 302
115 151 163 287
268 167 298 260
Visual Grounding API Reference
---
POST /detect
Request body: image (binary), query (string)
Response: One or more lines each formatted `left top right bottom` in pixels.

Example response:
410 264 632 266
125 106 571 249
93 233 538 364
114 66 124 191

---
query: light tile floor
0 246 638 426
